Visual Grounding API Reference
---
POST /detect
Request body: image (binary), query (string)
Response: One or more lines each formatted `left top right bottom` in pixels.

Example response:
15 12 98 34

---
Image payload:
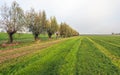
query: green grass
76 38 120 75
89 36 120 57
0 32 56 50
0 37 79 75
0 32 51 43
88 35 120 45
0 35 120 75
87 37 120 69
58 38 82 75
15 38 79 75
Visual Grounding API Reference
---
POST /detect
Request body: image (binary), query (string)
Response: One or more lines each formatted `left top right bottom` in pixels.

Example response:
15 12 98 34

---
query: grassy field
0 33 56 50
0 35 120 75
0 32 51 43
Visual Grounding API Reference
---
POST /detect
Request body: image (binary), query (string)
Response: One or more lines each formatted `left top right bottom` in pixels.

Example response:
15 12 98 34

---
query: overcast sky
0 0 120 34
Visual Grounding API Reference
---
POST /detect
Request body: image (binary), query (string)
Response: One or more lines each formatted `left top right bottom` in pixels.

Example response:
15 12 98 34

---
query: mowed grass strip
0 39 67 74
88 36 120 45
89 36 120 47
89 37 120 57
0 39 67 63
87 37 120 69
0 38 72 74
58 38 82 75
99 40 120 47
15 37 79 75
76 38 120 75
0 37 80 75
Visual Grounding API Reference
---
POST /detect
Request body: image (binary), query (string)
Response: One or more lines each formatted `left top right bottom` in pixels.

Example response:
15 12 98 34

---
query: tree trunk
7 30 16 43
48 34 52 38
8 33 13 43
34 34 39 41
48 32 52 39
56 33 58 39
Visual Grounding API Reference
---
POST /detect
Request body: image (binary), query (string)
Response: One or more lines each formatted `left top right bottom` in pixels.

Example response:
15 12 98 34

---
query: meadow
0 33 56 50
0 33 50 43
0 33 120 75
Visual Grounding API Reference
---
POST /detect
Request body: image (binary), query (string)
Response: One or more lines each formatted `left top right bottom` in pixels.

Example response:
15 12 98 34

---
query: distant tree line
0 1 79 43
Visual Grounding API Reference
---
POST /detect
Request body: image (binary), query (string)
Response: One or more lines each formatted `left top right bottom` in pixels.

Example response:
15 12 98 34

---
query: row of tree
0 1 79 43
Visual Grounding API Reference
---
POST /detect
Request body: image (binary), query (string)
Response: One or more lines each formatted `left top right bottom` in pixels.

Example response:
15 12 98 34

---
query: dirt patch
0 42 19 48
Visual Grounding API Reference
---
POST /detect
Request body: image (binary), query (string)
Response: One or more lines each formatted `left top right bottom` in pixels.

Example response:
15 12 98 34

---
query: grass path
87 37 120 69
58 38 82 75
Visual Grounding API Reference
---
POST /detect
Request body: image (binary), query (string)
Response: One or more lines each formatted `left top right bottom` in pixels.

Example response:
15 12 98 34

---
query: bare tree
0 1 25 43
